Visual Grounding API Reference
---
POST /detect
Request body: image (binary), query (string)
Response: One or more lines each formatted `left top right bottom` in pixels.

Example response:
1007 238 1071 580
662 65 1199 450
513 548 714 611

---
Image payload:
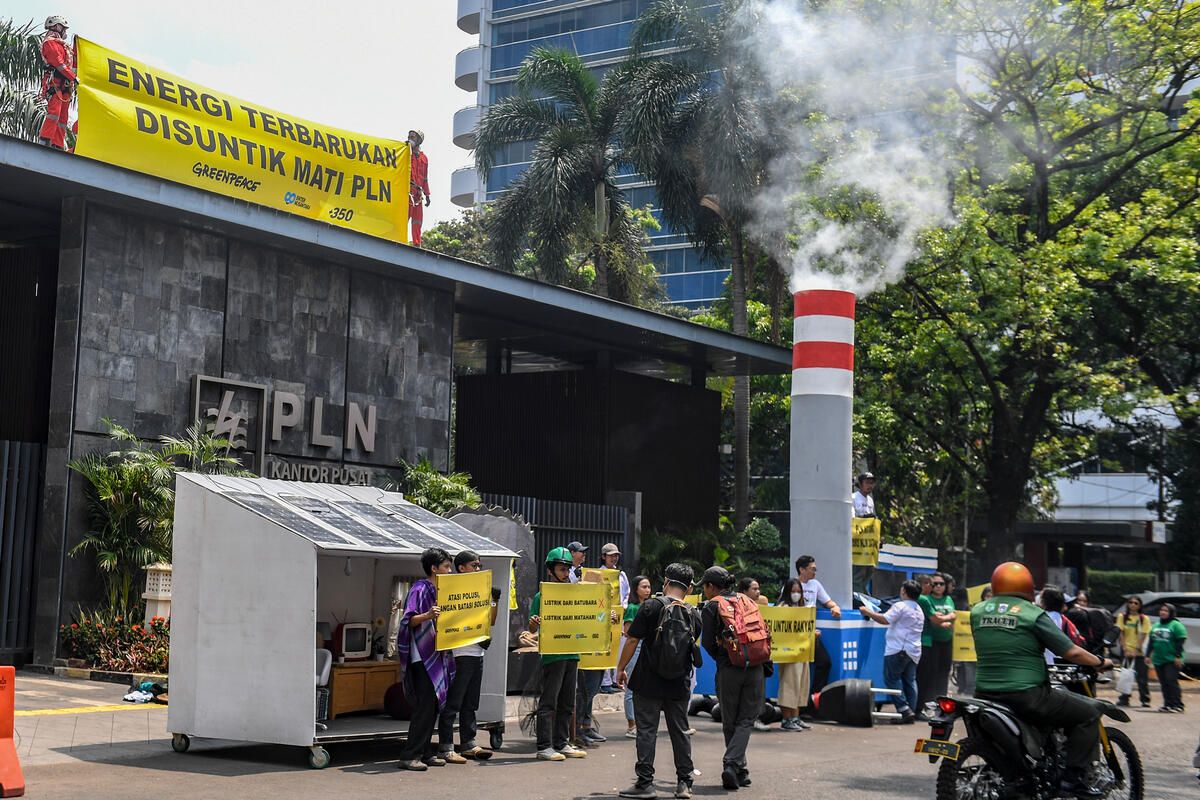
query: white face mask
790 592 803 604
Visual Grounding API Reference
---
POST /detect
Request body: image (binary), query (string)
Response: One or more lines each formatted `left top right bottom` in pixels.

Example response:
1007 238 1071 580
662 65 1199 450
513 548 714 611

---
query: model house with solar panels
166 474 517 768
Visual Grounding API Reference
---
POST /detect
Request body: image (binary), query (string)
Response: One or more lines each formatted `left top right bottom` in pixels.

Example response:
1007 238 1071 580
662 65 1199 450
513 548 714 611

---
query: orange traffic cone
0 666 25 797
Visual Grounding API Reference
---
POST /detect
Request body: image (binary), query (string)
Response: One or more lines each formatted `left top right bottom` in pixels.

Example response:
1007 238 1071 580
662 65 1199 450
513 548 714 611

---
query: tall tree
0 18 46 141
624 0 779 530
474 48 649 303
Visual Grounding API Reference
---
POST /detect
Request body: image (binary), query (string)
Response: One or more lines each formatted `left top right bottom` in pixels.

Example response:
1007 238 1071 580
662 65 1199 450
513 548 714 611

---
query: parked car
1115 592 1200 667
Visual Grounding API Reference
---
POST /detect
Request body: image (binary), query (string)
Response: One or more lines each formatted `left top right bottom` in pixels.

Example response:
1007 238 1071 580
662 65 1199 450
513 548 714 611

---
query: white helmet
408 129 425 146
44 15 68 30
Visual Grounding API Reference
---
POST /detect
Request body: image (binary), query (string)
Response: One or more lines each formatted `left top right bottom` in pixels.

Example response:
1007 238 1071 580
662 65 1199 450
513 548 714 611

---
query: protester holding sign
528 547 589 761
436 550 500 763
617 564 702 799
796 555 840 704
600 543 631 695
860 580 924 723
773 578 813 731
396 548 455 771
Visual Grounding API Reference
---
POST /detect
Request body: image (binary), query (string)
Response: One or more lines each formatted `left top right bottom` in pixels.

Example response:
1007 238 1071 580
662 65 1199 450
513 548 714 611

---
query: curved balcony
451 166 480 208
454 46 483 93
456 0 481 35
452 105 482 150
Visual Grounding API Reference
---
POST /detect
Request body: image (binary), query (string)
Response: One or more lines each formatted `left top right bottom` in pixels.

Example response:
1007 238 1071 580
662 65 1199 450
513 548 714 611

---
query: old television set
332 623 372 661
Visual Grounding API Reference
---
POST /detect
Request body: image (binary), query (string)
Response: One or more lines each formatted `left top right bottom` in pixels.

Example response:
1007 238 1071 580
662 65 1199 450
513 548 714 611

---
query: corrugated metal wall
0 441 44 665
483 493 631 567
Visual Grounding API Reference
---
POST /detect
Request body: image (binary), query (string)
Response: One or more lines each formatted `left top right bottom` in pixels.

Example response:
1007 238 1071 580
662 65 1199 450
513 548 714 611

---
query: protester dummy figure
1115 596 1152 708
622 576 653 738
38 16 76 151
916 573 956 709
860 580 924 723
774 578 811 731
528 547 588 761
1148 603 1188 713
795 555 841 706
701 566 769 791
436 549 500 763
397 548 456 771
600 543 631 694
408 129 430 246
617 564 702 799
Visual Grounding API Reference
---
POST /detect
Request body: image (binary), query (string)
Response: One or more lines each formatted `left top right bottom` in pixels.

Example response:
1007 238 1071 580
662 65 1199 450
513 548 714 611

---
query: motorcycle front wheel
936 738 1010 800
1095 727 1143 800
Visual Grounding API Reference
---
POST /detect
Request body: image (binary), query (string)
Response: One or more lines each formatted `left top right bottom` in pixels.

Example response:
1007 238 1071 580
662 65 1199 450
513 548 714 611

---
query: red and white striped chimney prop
790 288 856 608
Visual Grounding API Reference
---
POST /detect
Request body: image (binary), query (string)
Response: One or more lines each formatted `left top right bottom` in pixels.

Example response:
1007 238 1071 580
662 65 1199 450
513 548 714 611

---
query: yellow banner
509 562 518 611
953 611 976 662
966 583 990 606
761 606 816 663
73 38 410 242
435 570 493 651
852 518 882 566
538 581 611 655
684 594 701 607
579 583 622 670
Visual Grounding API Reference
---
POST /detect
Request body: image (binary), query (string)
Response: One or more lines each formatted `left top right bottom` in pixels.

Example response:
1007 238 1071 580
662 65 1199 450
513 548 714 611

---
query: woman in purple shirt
397 547 456 771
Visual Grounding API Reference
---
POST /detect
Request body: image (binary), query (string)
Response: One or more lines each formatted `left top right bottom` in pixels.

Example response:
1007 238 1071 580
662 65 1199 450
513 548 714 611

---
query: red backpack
714 594 772 667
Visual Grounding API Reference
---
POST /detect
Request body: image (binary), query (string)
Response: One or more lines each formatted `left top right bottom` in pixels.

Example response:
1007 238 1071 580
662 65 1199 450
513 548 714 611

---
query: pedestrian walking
396 548 456 771
774 578 811 731
1115 596 1152 708
528 547 588 761
436 549 500 763
1147 603 1188 713
860 580 924 723
616 563 702 799
700 566 771 791
916 572 956 708
623 575 653 739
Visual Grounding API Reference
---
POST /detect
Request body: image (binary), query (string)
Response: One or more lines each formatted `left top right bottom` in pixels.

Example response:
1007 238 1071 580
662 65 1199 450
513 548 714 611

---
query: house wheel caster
171 733 191 753
489 730 503 751
309 746 331 769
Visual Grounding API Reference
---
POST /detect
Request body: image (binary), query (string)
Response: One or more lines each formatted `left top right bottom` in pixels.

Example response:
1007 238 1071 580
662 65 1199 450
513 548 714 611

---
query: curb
21 664 167 688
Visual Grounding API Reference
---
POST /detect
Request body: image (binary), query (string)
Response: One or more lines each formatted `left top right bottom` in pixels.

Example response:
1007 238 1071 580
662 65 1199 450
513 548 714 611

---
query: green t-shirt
928 595 957 643
623 603 641 624
1148 619 1187 666
918 594 935 647
971 594 1075 694
530 591 580 664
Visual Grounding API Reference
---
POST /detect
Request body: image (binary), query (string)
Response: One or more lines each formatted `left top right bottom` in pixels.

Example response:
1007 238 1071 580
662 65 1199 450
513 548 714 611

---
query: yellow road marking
16 703 167 717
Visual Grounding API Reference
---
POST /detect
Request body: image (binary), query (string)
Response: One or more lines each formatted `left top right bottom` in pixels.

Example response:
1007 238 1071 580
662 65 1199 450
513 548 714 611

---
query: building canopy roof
0 138 790 379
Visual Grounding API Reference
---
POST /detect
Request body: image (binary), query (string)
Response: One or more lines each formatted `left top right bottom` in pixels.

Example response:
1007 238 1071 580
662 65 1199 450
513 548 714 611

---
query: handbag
1115 662 1136 696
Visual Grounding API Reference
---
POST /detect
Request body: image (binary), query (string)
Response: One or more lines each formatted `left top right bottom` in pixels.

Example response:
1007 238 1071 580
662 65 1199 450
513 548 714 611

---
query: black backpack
647 599 701 680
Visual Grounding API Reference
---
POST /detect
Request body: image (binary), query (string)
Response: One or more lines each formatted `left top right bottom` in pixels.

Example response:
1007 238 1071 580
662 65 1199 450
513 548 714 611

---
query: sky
7 1 477 226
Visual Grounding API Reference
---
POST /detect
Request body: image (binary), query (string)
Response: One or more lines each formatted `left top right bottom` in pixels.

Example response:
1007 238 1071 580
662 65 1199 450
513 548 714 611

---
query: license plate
914 739 959 760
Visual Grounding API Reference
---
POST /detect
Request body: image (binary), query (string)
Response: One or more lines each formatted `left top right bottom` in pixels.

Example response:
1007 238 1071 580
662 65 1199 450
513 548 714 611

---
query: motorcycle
914 663 1143 800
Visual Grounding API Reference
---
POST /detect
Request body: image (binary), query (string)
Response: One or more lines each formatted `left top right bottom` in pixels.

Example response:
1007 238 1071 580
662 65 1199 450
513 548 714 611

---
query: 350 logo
283 191 311 210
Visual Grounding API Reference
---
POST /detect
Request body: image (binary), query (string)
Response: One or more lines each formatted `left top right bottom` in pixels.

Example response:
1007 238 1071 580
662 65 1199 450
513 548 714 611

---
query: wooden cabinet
328 660 400 719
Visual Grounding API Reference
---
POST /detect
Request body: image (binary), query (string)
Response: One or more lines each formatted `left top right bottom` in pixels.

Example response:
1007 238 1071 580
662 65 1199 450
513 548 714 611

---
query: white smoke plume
740 0 956 294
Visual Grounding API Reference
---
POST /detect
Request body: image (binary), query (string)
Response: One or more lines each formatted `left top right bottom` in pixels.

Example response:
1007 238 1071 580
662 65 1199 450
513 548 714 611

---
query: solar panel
382 504 507 554
225 492 355 547
334 501 450 550
279 495 408 550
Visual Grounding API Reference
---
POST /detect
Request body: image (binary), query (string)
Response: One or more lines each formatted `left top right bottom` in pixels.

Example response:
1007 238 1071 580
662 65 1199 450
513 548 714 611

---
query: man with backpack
700 566 771 792
616 563 702 799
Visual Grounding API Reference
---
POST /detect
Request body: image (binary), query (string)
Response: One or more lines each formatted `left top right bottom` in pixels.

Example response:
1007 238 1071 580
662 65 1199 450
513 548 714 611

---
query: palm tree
0 18 47 141
474 48 649 302
625 0 780 530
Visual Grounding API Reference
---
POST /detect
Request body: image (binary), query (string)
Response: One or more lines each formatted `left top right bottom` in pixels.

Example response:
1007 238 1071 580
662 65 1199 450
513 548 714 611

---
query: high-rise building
451 0 728 308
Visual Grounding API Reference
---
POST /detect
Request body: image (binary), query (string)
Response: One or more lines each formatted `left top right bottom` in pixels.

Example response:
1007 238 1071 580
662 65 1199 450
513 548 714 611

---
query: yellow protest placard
760 606 817 663
967 583 990 606
73 38 410 242
435 570 493 651
582 567 621 597
684 594 701 607
953 611 976 662
509 562 518 611
538 581 611 655
580 583 622 670
851 518 881 566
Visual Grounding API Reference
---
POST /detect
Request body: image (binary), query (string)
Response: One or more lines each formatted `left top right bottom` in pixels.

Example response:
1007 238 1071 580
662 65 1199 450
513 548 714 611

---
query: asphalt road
21 701 1199 799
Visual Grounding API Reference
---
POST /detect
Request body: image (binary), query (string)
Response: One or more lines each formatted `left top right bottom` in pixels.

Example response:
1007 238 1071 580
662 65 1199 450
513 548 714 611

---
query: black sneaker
618 784 657 799
737 772 751 788
891 711 916 725
674 780 693 799
721 766 739 791
1060 772 1105 799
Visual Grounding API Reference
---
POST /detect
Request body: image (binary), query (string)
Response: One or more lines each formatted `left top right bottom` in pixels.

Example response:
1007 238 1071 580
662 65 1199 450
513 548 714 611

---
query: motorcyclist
971 562 1114 799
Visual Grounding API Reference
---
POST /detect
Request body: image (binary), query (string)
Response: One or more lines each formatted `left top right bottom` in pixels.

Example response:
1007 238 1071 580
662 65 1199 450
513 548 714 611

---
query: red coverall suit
409 150 430 246
39 34 76 151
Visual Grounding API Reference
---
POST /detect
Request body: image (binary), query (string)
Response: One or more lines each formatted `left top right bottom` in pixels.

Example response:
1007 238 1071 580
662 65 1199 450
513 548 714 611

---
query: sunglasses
931 582 945 587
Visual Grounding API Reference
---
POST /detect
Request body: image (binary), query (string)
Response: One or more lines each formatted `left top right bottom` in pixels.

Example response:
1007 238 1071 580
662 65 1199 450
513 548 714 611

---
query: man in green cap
528 547 588 762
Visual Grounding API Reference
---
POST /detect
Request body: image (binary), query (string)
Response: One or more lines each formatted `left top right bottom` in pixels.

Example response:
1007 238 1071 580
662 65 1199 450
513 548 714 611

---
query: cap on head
700 565 733 589
44 15 68 30
408 129 425 145
545 546 573 567
567 541 588 553
600 543 620 556
858 472 875 482
990 561 1035 601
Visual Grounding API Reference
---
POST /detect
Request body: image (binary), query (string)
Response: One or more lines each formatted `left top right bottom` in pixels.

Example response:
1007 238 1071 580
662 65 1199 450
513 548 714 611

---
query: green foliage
67 420 249 611
1086 571 1157 609
0 18 46 141
389 457 481 516
59 608 171 673
422 207 492 264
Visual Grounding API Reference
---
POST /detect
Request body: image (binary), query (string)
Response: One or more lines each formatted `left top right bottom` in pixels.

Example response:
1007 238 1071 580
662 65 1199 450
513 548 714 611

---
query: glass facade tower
452 0 728 308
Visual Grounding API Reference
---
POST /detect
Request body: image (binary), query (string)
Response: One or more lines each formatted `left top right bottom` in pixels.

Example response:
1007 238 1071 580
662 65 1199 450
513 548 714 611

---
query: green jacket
971 594 1074 694
1148 619 1187 667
